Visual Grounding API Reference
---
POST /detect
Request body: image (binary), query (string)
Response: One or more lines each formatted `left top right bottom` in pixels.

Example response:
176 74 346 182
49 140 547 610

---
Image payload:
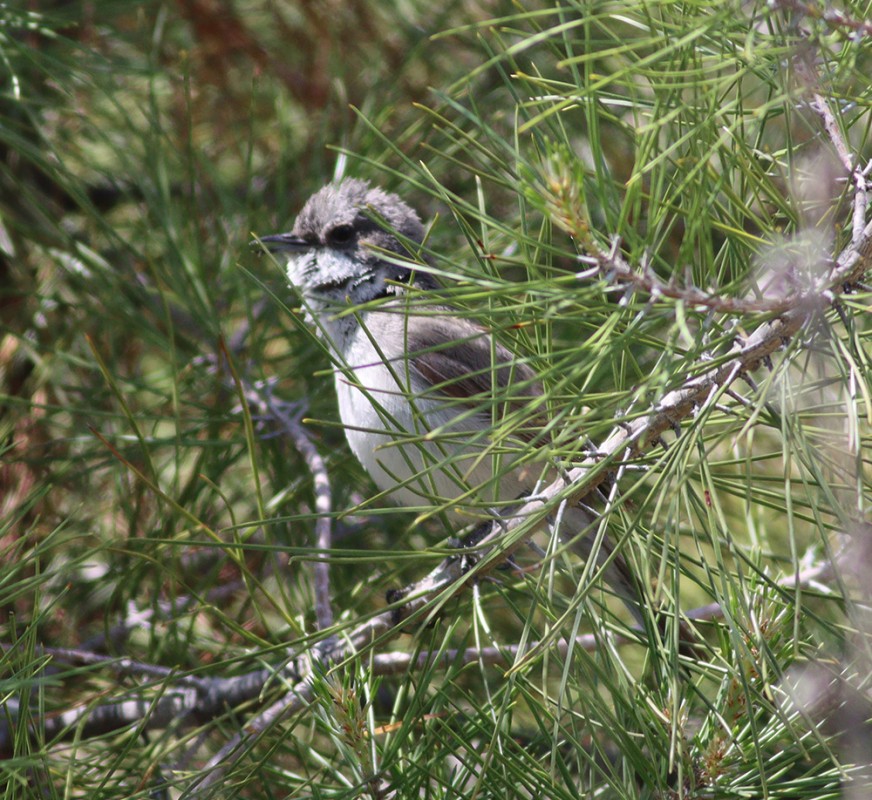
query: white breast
332 311 511 521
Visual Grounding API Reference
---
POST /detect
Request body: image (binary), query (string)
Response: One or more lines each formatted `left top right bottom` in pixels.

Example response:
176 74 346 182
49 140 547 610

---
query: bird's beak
252 233 311 253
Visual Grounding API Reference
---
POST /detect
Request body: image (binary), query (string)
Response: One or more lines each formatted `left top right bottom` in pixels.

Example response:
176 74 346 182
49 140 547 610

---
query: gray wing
406 315 650 630
403 314 546 442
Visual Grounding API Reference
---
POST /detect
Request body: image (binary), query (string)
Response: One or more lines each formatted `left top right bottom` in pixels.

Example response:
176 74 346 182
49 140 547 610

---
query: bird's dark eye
326 224 355 246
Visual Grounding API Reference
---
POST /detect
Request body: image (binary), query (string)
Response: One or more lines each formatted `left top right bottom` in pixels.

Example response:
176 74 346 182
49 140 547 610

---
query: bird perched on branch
259 178 646 624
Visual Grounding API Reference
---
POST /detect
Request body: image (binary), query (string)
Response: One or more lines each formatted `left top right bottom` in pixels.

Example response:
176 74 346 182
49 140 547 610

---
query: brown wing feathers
404 316 545 441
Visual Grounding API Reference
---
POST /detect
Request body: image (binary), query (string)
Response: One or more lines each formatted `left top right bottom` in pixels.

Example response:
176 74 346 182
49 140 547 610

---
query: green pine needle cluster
1 1 871 798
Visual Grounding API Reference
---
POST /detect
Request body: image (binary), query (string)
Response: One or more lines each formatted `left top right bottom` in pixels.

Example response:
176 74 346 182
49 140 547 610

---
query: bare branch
579 248 802 315
237 376 336 631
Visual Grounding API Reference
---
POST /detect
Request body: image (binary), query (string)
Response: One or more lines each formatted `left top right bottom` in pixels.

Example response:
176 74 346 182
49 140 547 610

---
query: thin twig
579 249 803 315
239 378 335 631
255 386 335 632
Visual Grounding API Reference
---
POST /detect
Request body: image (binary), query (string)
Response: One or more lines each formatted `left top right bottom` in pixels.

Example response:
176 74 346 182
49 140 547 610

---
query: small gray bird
260 179 644 623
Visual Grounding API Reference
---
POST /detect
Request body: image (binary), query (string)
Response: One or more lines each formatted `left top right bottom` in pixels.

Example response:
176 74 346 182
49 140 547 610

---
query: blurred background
2 1 872 797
